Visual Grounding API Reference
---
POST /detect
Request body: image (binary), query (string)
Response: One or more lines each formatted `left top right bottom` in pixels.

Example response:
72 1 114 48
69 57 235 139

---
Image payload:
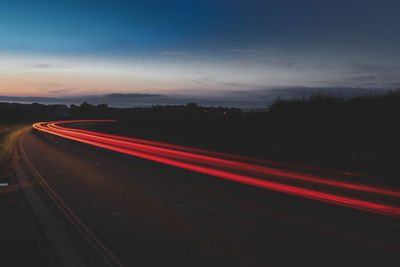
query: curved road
20 123 400 266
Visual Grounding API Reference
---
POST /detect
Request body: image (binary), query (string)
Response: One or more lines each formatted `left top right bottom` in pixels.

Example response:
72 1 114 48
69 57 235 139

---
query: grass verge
0 124 60 266
0 124 31 179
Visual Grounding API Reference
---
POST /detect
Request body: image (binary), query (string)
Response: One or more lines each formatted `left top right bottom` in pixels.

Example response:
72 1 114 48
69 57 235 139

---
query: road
20 121 400 266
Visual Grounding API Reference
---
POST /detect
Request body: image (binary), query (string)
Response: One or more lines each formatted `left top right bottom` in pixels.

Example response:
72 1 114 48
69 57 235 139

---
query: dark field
2 90 400 187
72 92 400 188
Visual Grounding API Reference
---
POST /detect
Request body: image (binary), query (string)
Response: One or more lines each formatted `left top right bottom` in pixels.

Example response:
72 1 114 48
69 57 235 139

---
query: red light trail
33 120 400 218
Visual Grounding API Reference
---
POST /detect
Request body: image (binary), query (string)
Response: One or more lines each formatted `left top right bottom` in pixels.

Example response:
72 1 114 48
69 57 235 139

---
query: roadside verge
12 128 86 267
0 126 60 266
12 129 123 267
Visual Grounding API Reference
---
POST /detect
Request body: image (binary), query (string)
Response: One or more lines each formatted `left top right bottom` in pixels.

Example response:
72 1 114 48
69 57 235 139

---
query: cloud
160 50 189 55
33 82 69 88
186 73 262 92
19 63 52 70
350 62 400 73
261 57 296 68
33 63 51 68
227 46 280 55
40 88 77 94
343 61 400 88
227 48 264 55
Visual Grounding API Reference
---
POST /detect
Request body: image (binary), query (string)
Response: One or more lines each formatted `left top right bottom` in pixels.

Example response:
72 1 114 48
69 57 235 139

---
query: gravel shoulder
0 126 60 266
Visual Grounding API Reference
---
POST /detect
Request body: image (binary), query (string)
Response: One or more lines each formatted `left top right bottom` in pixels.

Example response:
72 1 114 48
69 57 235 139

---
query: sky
0 0 399 100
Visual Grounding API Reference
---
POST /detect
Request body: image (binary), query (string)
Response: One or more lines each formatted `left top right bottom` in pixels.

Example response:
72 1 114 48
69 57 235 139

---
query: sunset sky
1 0 399 97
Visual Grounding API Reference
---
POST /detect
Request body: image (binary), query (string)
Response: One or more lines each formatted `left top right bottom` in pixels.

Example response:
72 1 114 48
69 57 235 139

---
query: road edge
12 128 87 267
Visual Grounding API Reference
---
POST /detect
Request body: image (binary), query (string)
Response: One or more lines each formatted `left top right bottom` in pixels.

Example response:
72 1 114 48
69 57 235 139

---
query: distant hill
104 93 165 98
0 87 394 108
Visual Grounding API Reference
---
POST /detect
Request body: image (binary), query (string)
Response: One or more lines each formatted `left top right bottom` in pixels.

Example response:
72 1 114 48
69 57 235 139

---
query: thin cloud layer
0 0 399 99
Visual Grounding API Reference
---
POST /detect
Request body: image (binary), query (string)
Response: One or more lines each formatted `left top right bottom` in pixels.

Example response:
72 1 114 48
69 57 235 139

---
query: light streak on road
33 120 400 218
46 122 400 198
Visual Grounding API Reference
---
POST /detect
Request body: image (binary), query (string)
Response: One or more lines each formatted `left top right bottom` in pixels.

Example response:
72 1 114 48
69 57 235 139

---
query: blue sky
0 0 399 98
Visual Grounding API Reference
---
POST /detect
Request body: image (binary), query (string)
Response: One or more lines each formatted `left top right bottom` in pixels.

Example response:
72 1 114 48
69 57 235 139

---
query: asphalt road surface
20 128 400 266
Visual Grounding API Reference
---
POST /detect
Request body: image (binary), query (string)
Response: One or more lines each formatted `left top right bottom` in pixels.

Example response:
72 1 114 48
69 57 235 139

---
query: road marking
33 120 400 218
19 139 124 267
